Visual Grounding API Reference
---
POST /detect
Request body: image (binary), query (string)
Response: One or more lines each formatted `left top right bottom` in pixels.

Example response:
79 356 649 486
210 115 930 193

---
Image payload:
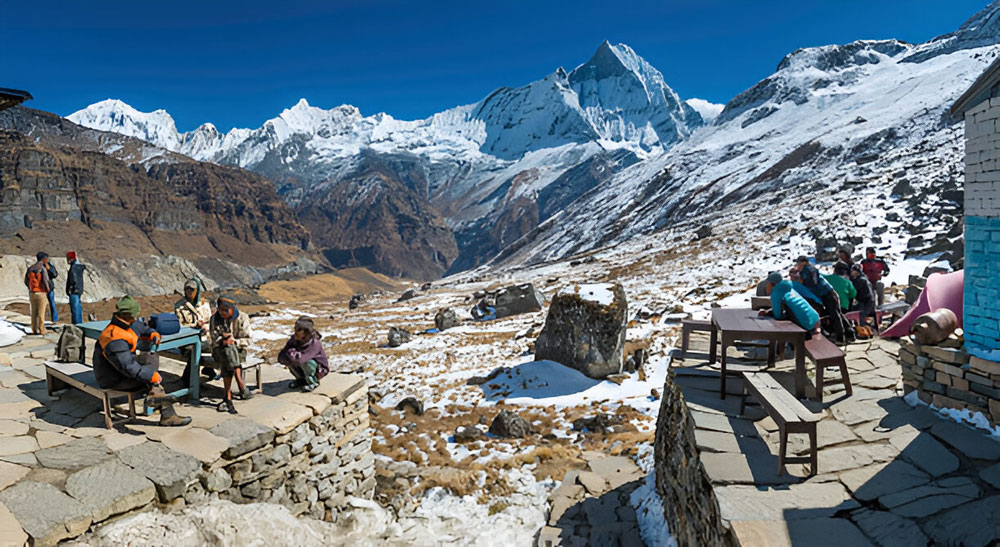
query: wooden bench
804 336 852 403
45 361 138 429
740 371 820 475
680 319 712 357
751 296 771 310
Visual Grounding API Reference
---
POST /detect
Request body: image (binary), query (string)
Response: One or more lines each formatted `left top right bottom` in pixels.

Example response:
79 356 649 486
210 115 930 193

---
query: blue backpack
148 313 181 335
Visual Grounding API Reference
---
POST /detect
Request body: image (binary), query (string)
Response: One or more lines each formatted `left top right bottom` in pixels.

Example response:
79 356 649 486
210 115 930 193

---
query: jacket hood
184 277 204 306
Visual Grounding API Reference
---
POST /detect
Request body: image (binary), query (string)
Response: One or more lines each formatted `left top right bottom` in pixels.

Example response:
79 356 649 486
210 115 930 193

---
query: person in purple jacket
277 317 330 392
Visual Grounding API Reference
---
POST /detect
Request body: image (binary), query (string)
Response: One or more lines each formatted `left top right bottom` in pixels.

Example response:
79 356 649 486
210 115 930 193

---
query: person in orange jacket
93 296 191 426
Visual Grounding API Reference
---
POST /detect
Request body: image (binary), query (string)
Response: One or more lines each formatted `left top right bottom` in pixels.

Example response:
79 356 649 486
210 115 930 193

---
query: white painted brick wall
966 103 1000 217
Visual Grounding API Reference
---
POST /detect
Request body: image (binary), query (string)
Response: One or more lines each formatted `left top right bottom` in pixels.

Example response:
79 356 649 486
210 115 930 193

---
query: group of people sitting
90 277 330 426
757 247 892 344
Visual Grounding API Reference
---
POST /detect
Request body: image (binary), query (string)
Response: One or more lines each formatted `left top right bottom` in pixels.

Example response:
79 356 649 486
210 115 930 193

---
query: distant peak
293 98 311 109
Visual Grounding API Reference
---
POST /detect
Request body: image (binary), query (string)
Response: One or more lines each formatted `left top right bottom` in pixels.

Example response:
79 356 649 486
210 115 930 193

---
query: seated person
824 263 856 312
93 296 191 426
789 268 824 311
760 272 819 333
175 277 216 381
850 264 877 327
210 296 253 414
795 256 852 343
278 317 330 392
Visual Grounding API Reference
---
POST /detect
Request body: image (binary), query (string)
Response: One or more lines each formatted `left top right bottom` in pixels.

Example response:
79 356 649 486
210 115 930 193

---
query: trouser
47 291 58 322
857 299 877 327
287 359 320 386
107 353 160 392
29 292 48 335
875 281 885 307
821 291 848 340
69 294 83 325
212 345 244 376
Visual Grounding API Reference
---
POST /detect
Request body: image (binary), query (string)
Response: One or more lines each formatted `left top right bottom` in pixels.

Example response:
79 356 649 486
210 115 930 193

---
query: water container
910 308 958 345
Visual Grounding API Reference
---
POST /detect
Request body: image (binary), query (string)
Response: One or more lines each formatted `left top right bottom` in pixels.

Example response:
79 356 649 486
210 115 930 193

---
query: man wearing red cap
66 251 85 324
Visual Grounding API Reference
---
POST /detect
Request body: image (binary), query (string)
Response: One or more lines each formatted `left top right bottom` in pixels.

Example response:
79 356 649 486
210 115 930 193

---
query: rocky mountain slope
69 42 703 278
0 107 322 298
484 1 1000 271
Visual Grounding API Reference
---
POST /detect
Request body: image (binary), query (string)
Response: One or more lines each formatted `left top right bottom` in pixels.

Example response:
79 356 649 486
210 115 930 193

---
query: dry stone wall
653 369 736 547
899 336 1000 423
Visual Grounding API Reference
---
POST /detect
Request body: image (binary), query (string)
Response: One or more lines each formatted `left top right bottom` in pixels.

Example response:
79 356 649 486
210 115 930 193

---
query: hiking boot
217 399 237 414
302 383 317 392
158 404 191 427
240 388 254 400
146 385 178 409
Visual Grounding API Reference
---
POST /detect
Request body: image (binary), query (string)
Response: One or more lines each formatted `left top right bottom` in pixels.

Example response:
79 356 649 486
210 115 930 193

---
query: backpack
26 267 46 293
855 325 875 340
56 325 85 364
148 313 181 336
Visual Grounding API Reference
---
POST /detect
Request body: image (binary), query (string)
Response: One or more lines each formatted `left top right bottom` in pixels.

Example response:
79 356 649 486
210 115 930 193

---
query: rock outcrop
535 283 627 379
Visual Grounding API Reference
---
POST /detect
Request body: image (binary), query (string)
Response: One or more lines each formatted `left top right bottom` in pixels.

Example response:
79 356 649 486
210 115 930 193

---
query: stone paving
0 312 368 546
676 331 1000 546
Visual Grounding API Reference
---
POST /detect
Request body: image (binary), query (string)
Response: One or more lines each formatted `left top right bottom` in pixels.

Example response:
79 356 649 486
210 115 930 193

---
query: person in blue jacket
760 272 819 333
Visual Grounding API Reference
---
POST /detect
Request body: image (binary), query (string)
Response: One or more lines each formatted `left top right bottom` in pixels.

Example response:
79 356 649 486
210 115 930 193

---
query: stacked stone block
899 337 1000 424
963 95 1000 359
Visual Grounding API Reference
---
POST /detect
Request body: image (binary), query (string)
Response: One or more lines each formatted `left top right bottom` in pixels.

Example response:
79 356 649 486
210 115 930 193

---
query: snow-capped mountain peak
69 98 182 151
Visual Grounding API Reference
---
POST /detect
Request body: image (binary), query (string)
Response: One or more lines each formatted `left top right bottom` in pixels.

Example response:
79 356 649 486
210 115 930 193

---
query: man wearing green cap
93 296 191 426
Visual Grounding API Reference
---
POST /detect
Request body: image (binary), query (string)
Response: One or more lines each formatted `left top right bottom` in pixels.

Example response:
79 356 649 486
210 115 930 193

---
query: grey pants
212 345 244 376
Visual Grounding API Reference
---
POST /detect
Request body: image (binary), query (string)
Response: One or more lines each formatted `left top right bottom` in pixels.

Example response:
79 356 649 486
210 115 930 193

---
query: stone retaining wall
653 369 736 547
899 336 1000 424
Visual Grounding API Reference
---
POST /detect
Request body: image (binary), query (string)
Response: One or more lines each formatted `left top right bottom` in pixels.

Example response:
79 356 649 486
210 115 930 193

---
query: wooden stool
805 336 852 403
680 319 712 357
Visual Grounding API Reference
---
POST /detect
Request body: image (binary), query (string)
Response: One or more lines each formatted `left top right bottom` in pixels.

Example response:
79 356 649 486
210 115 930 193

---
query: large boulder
489 410 532 438
493 283 545 319
435 308 460 331
387 327 412 347
535 283 627 379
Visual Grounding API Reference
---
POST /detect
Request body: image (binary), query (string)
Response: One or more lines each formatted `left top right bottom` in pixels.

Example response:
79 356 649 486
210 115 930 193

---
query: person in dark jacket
65 251 85 325
278 317 330 392
850 264 877 328
836 247 855 270
93 296 190 426
45 258 58 323
794 256 852 343
860 247 891 307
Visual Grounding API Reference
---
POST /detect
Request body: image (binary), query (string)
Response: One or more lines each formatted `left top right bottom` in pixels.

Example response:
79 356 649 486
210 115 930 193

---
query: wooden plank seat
804 336 852 403
750 296 771 310
740 371 820 475
44 361 138 429
681 319 712 357
190 353 264 392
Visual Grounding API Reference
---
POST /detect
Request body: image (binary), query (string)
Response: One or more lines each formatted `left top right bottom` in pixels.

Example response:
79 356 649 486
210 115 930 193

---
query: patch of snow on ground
630 444 677 547
559 283 617 306
905 389 1000 438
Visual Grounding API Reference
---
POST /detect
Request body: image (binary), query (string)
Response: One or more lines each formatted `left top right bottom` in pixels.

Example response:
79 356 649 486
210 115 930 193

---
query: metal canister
910 308 959 345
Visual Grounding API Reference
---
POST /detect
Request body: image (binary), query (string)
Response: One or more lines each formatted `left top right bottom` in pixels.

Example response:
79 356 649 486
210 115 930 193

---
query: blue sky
0 0 990 132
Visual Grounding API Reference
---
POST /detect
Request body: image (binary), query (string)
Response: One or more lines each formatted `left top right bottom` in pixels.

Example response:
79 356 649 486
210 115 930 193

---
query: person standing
795 256 852 344
45 257 58 323
210 296 253 413
860 247 891 307
65 251 85 325
278 317 330 392
24 252 52 335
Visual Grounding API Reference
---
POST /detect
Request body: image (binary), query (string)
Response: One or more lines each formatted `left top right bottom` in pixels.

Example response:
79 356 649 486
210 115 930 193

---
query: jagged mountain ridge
68 42 703 278
486 1 1000 271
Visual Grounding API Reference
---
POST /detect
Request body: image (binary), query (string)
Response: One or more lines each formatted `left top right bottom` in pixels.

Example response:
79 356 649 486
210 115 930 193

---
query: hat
795 255 810 264
36 252 48 261
851 263 864 274
184 279 198 291
766 271 783 284
833 263 849 275
116 296 140 317
866 247 876 254
66 251 77 261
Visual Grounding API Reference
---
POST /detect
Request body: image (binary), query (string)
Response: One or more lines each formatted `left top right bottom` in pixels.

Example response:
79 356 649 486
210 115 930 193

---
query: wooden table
78 320 204 401
708 309 808 399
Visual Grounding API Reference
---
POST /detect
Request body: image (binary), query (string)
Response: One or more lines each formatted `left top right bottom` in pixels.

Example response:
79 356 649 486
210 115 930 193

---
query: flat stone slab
879 477 979 519
850 509 928 547
35 431 72 450
695 429 743 453
701 452 799 485
0 435 38 457
312 373 365 403
159 427 228 464
0 501 27 547
890 431 959 477
116 441 201 501
810 443 897 475
786 419 858 455
929 421 1000 460
0 461 29 491
233 396 313 435
830 401 888 426
731 518 872 547
979 461 1000 489
0 480 91 545
839 460 930 502
715 483 859 521
65 461 155 522
922 495 1000 546
691 410 759 437
34 437 111 470
210 417 276 458
101 431 147 452
587 456 642 477
276 391 332 415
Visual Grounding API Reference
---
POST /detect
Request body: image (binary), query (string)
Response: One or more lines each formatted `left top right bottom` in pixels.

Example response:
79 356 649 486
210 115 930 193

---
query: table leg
720 333 729 399
709 321 718 363
767 339 776 366
794 337 806 399
189 338 202 401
